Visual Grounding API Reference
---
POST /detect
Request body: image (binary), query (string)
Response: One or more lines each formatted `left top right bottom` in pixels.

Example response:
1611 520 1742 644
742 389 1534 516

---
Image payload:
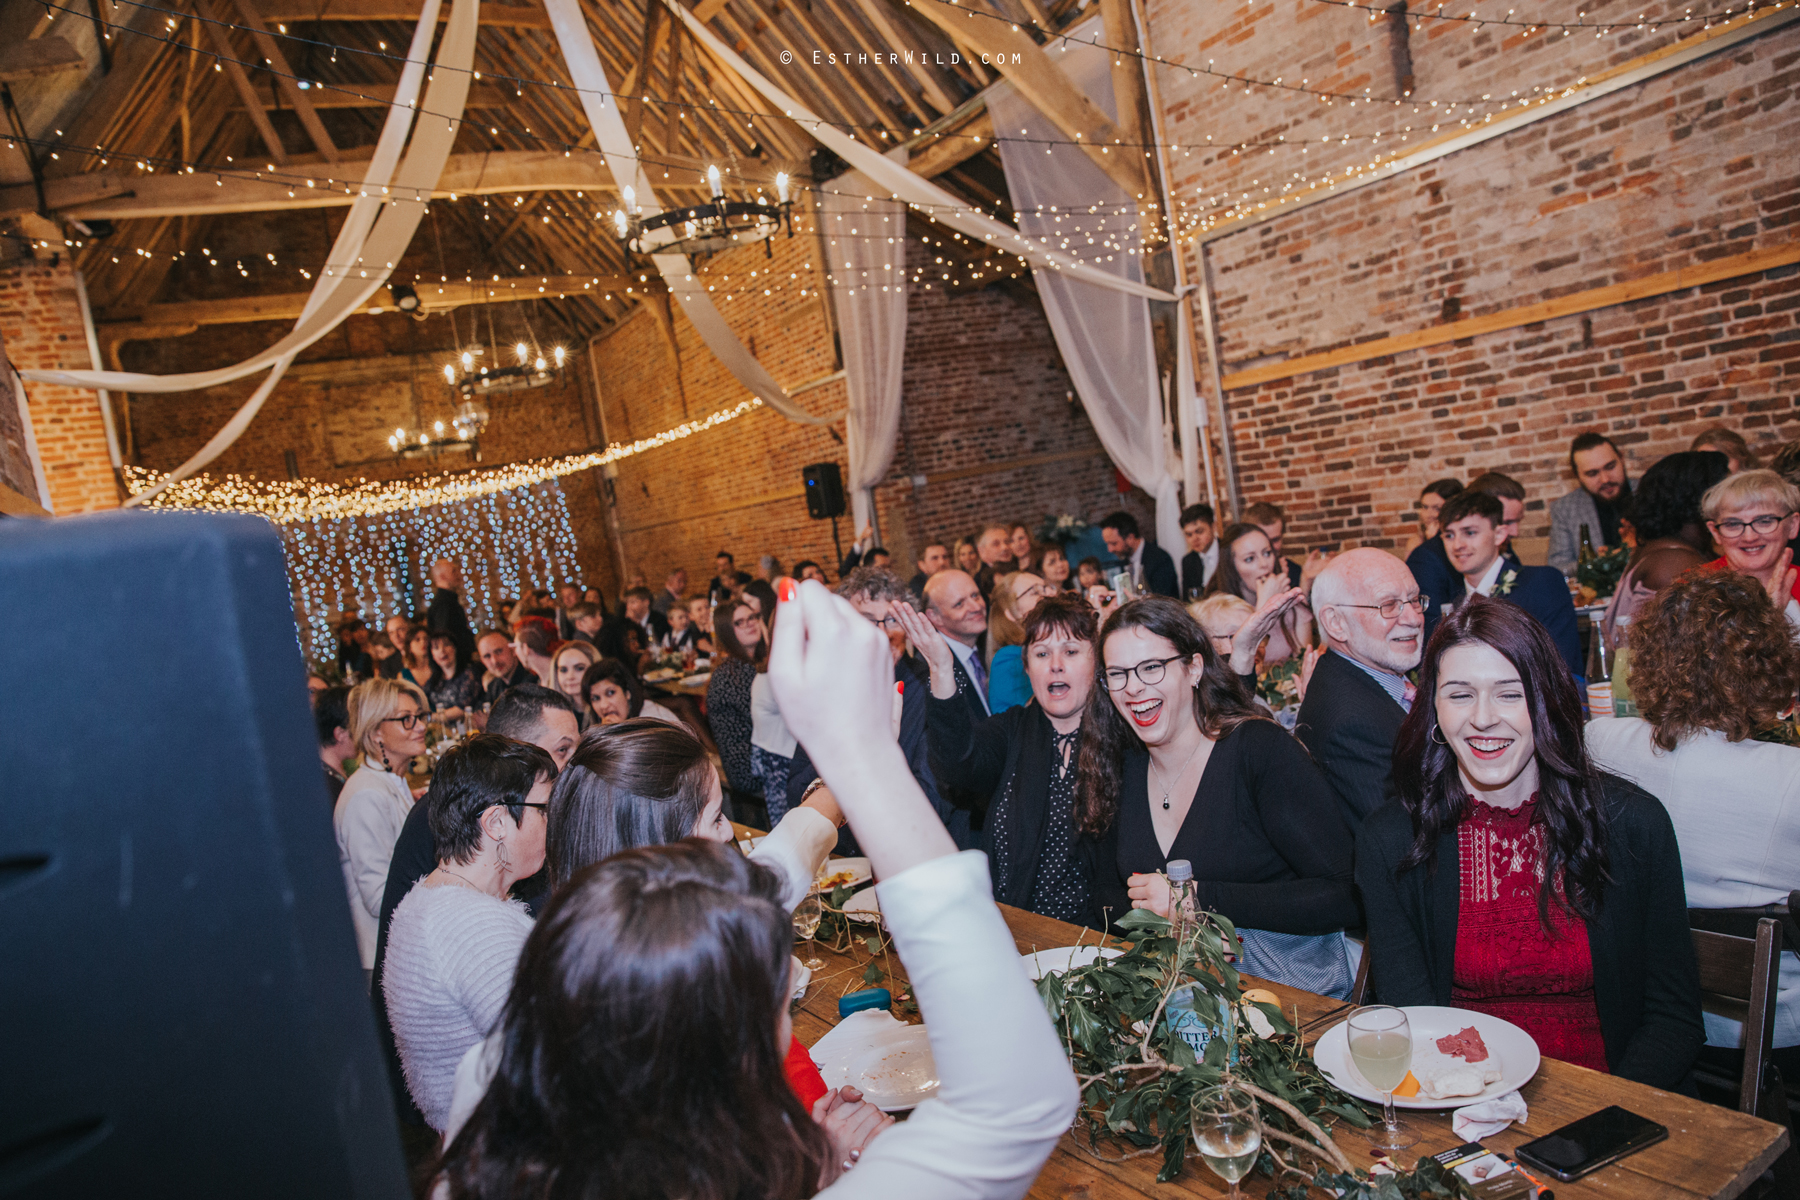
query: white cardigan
1586 717 1800 1048
334 763 414 969
441 851 1077 1200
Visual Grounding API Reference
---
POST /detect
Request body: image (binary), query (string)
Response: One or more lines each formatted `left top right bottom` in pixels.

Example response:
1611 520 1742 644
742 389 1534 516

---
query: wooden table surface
774 847 1790 1200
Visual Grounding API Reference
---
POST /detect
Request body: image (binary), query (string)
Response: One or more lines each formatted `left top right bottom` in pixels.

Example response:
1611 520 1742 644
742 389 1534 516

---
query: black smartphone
1513 1105 1669 1182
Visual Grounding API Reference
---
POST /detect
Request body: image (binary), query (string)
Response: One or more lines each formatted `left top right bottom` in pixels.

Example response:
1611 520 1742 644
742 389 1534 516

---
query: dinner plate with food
815 857 872 893
1312 1006 1540 1109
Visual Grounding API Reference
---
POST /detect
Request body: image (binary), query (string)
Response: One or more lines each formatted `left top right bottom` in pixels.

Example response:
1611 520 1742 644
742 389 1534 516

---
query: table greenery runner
1037 908 1469 1198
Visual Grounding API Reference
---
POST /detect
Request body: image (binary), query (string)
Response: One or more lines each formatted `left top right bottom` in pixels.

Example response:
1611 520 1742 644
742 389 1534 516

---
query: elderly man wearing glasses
1296 550 1428 826
1702 469 1800 628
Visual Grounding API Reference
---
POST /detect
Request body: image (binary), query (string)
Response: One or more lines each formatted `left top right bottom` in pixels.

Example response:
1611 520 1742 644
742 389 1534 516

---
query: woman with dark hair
1008 523 1037 575
580 657 683 728
383 734 555 1130
1204 523 1311 663
897 594 1099 923
425 631 482 718
707 597 767 799
1357 597 1703 1087
437 580 1079 1199
1588 571 1800 1080
1403 477 1465 558
399 625 435 689
743 577 781 620
1077 597 1358 994
1598 450 1730 642
1040 542 1075 593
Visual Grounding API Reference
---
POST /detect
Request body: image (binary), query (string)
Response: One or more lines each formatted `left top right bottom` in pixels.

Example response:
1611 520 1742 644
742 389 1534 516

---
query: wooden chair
1689 917 1784 1118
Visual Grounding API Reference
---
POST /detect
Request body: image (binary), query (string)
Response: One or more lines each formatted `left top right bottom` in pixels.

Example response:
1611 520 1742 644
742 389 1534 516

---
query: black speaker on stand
804 461 848 568
0 511 409 1199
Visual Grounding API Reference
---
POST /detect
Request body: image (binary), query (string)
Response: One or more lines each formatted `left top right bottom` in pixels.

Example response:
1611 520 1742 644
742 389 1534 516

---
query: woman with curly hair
1358 597 1702 1087
1077 597 1357 994
1587 570 1800 1080
1597 450 1730 645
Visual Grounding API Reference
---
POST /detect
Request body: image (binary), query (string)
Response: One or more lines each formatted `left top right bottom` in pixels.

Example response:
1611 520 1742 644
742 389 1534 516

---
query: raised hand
892 603 956 699
1229 577 1306 675
1767 547 1797 611
1299 548 1333 595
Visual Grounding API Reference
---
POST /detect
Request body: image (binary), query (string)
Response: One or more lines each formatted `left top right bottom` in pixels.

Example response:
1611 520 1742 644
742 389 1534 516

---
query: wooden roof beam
199 12 288 165
218 0 338 162
103 275 644 326
256 0 556 27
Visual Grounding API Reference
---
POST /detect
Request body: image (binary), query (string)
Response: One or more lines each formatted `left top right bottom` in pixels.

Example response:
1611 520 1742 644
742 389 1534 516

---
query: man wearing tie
922 569 992 847
1294 550 1427 825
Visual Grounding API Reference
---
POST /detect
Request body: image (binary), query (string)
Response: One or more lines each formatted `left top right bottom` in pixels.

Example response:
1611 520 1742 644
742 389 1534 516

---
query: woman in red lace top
1355 597 1703 1090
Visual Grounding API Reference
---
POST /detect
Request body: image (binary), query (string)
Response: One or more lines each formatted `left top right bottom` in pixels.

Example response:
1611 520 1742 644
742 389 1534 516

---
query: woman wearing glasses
985 571 1051 714
1077 597 1360 995
383 735 555 1130
1701 469 1800 627
337 677 430 973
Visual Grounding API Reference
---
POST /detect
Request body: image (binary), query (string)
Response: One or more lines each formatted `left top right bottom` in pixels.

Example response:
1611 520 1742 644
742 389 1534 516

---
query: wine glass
1190 1084 1261 1198
1346 1005 1418 1150
792 894 824 971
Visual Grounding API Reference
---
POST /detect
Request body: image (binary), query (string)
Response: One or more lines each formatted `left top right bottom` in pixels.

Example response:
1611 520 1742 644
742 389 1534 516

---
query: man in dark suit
922 568 992 847
476 630 535 705
1435 489 1583 679
425 558 476 661
1178 503 1220 597
1099 510 1179 598
1296 550 1427 824
908 540 950 599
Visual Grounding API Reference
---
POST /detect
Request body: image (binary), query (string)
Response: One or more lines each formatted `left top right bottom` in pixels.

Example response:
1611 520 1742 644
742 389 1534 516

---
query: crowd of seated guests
298 422 1800 1190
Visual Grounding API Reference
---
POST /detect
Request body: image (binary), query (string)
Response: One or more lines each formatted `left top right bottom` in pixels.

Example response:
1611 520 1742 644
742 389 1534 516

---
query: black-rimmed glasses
1100 654 1187 691
1336 595 1430 620
381 711 425 730
1711 512 1794 538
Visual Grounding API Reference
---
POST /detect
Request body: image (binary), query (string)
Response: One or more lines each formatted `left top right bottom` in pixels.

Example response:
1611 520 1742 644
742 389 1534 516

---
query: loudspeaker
803 461 847 519
0 511 408 1199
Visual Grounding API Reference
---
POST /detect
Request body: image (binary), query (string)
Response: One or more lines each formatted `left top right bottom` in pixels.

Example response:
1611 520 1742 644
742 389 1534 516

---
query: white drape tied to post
989 33 1184 551
819 173 907 534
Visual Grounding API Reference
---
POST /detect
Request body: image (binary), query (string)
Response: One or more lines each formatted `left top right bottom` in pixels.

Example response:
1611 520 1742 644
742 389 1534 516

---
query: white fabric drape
819 173 906 533
989 35 1183 550
542 0 835 427
659 0 1176 305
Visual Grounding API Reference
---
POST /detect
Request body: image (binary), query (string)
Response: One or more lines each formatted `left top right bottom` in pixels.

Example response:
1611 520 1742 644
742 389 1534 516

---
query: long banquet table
779 862 1790 1200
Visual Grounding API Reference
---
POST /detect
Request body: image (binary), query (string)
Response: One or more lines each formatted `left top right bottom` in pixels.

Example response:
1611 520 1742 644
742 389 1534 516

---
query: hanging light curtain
819 172 907 535
988 31 1183 550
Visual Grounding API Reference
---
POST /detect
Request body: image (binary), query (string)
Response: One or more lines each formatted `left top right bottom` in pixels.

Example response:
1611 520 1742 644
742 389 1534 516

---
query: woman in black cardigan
1356 596 1702 1090
1077 597 1360 996
895 594 1099 926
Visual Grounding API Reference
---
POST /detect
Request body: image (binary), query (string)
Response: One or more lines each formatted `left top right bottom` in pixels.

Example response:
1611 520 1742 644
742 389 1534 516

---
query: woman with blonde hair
549 640 600 727
1702 468 1800 624
1690 426 1761 473
338 676 429 973
985 570 1050 714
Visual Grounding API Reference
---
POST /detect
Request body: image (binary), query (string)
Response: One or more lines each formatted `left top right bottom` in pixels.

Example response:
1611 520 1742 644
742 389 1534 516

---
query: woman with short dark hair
1598 450 1729 642
580 657 683 728
1358 597 1703 1087
707 597 767 799
383 734 555 1130
425 631 482 719
1078 597 1356 994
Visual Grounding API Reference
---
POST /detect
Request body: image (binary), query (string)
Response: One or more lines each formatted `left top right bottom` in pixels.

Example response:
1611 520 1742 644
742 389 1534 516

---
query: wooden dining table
773 846 1791 1200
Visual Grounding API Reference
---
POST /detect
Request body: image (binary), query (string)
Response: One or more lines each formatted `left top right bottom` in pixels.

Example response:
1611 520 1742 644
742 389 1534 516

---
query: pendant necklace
1149 735 1205 811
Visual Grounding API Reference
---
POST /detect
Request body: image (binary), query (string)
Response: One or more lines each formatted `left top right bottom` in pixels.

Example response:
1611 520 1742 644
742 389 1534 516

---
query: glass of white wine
1190 1084 1261 1198
792 894 825 971
1346 1005 1418 1150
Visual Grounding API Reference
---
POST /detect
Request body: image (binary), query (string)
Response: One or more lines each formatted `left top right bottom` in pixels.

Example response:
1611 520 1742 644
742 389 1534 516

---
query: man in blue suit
1100 510 1180 598
1432 490 1583 680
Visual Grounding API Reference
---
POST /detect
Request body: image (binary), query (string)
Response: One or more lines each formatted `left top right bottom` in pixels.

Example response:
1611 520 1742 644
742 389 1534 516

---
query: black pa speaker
0 511 408 1199
803 461 847 519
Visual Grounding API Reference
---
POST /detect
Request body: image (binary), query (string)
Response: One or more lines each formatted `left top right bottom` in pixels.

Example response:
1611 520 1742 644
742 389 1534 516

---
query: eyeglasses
1711 512 1794 537
864 613 904 630
1100 653 1188 691
381 711 425 730
1337 594 1430 620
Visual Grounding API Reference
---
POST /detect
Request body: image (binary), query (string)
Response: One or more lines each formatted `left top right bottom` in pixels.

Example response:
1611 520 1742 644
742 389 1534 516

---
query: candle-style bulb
443 363 456 383
553 346 566 366
613 209 628 238
776 172 789 204
707 164 722 199
623 185 637 214
516 342 529 364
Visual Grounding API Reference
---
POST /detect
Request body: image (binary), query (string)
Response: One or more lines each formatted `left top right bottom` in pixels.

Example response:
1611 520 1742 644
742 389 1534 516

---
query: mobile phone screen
1514 1106 1667 1180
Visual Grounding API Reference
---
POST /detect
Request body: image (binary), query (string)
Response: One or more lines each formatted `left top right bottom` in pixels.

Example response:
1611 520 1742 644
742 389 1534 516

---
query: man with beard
1550 432 1633 574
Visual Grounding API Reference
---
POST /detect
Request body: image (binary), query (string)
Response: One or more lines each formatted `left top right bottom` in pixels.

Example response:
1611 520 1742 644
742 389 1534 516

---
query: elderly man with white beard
1295 550 1428 825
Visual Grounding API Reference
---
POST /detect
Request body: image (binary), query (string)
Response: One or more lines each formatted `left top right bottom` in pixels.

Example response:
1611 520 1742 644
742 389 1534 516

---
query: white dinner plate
813 1021 939 1111
815 857 872 893
642 668 679 682
842 889 883 927
790 955 811 999
1020 945 1123 981
682 671 712 686
1312 1006 1540 1109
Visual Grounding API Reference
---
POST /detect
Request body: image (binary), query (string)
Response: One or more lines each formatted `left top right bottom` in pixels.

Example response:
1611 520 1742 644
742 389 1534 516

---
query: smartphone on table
1513 1105 1668 1182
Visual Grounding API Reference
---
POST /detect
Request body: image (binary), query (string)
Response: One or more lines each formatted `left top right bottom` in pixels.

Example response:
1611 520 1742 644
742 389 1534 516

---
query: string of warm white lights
120 396 768 523
1312 0 1764 31
283 477 582 666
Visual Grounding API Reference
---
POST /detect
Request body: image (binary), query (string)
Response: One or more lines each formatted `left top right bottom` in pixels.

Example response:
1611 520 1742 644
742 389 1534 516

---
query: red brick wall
0 262 119 514
592 205 1137 587
1143 0 1800 554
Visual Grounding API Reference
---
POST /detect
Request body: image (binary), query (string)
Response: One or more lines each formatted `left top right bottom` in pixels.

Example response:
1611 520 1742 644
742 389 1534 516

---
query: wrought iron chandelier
612 166 794 259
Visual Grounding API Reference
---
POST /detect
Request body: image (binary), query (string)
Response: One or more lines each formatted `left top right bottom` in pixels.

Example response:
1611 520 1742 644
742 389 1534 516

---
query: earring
1430 727 1448 746
377 738 392 770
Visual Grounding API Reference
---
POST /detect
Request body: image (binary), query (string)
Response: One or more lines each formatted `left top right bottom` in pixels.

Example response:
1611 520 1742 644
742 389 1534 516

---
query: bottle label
1164 985 1236 1063
1586 682 1613 721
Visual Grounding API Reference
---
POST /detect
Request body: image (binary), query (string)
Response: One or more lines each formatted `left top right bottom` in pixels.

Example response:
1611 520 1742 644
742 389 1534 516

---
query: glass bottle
1578 522 1596 564
1584 622 1612 720
1609 614 1639 718
1161 861 1232 1062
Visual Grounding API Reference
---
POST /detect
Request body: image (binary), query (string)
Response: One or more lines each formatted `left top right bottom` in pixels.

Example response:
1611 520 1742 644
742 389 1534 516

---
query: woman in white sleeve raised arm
433 578 1079 1200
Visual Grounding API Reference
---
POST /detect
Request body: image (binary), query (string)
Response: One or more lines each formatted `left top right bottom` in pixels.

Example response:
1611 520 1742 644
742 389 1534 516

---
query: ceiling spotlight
389 282 420 312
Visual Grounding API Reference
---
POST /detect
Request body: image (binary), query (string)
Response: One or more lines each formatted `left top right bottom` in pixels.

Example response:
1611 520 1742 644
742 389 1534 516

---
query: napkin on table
1452 1091 1528 1141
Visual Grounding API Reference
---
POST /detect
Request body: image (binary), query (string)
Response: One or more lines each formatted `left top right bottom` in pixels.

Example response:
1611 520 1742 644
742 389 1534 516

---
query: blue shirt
987 644 1032 714
1341 653 1412 712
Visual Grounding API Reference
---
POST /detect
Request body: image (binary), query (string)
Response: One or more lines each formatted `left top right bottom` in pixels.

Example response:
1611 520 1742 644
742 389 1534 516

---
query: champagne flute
1346 1005 1418 1150
1190 1084 1261 1199
793 894 824 971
